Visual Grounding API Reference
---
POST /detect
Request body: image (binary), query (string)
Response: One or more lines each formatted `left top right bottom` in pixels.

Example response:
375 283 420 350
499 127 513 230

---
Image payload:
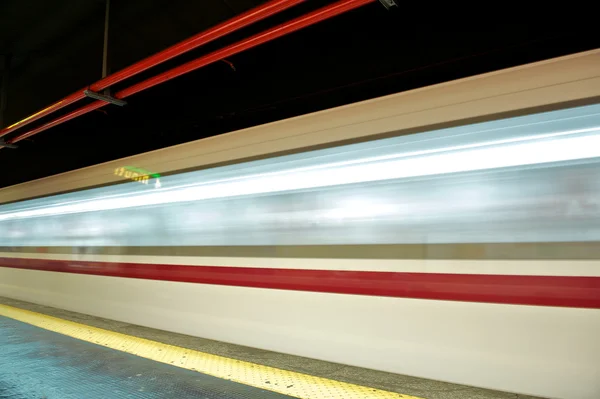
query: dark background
0 0 597 188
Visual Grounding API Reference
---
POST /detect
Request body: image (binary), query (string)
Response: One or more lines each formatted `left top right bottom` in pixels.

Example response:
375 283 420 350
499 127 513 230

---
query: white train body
1 50 600 399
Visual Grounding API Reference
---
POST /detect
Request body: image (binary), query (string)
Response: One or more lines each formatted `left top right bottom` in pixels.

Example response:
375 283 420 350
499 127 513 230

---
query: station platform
0 297 541 399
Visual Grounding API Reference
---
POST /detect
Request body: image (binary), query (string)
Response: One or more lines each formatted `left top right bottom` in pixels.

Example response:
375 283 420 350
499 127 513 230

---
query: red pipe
117 0 375 98
0 0 304 138
8 0 376 145
10 102 106 143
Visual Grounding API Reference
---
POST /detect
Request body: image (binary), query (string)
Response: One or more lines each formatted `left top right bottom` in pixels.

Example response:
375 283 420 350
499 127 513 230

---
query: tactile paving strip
0 304 421 399
0 315 296 399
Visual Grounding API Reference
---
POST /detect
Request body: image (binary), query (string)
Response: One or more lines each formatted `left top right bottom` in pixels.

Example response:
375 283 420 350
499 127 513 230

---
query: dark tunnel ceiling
0 0 598 188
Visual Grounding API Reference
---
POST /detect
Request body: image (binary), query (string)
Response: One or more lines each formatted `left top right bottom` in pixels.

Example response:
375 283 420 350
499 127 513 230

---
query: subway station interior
0 1 599 398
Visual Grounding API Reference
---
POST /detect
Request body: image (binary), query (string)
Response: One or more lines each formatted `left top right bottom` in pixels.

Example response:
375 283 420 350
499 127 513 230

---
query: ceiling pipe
8 0 376 145
0 0 304 137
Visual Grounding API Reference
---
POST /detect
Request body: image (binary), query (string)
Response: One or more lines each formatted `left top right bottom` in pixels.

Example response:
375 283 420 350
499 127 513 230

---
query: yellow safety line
0 304 422 399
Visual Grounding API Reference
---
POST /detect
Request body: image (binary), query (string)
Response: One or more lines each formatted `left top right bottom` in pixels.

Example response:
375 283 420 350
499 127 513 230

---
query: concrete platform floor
0 314 295 399
0 296 544 399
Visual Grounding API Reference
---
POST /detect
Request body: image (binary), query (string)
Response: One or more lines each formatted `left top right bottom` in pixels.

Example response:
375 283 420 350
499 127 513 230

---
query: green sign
114 166 161 187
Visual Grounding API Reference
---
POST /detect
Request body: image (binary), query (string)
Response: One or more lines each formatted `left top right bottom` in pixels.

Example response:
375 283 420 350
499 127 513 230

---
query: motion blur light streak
0 116 600 221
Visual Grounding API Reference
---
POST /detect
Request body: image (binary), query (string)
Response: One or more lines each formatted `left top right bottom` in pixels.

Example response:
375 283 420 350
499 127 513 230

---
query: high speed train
1 50 600 399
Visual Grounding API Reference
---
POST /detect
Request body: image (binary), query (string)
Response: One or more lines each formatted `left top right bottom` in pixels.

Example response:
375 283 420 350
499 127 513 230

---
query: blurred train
1 50 600 399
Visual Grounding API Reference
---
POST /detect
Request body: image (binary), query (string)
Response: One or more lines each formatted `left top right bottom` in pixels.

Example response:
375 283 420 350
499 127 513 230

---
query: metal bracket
379 0 398 9
84 89 127 106
0 138 17 149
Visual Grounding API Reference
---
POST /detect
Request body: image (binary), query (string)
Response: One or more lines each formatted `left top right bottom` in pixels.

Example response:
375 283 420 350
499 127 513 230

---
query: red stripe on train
1 257 599 308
